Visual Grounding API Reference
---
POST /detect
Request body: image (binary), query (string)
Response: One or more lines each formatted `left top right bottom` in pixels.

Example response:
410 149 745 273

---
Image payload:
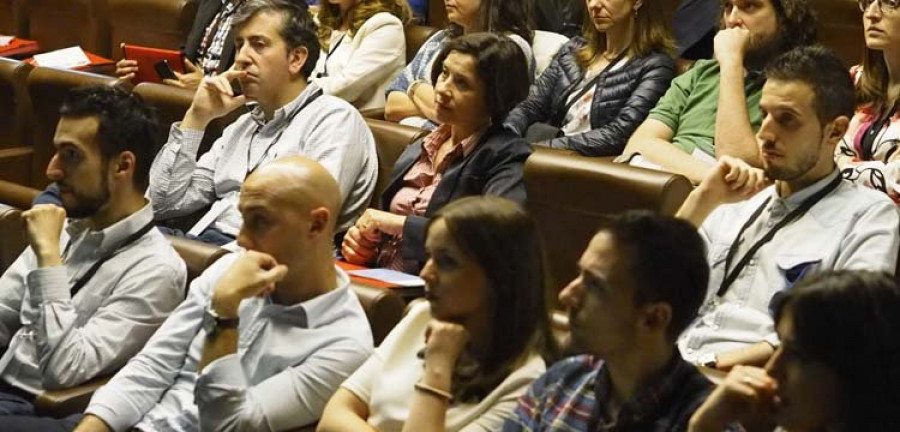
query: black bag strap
69 220 157 297
717 174 843 297
561 50 628 116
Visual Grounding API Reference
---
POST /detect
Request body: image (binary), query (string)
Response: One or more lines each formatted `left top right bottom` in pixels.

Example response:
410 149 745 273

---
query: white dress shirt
0 203 186 394
680 170 900 362
148 83 378 236
85 253 374 432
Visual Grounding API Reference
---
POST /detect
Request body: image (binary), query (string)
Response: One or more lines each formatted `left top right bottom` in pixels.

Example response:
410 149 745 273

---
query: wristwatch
697 352 718 369
202 307 240 336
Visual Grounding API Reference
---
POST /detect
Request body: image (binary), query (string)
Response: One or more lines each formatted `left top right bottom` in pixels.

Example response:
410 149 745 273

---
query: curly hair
317 0 410 50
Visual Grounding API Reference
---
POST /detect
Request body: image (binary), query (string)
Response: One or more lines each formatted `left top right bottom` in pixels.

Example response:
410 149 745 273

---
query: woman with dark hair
341 33 532 273
383 0 535 129
835 0 900 202
505 0 676 156
311 0 410 110
318 196 554 431
688 270 900 431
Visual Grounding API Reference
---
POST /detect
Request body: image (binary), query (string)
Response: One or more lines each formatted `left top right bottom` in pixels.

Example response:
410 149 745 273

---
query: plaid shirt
198 0 245 75
502 351 712 432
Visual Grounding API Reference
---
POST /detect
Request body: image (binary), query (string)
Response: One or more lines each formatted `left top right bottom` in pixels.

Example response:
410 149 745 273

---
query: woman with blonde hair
504 0 676 156
311 0 410 110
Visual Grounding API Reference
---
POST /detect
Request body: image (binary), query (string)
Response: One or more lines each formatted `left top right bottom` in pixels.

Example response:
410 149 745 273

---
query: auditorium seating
0 0 26 36
819 0 864 68
524 149 693 298
0 58 34 185
0 205 24 275
20 0 112 57
108 0 198 60
26 67 131 188
404 24 439 63
364 118 428 207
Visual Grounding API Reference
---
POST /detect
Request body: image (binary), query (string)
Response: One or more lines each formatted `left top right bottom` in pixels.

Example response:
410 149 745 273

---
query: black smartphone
154 59 178 81
230 78 243 97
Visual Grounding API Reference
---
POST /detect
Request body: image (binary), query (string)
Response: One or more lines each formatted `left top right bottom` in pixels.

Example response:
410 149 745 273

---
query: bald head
242 156 342 231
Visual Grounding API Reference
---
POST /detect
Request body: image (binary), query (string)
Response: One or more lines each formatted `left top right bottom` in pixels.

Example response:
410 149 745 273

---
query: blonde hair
317 0 411 50
576 0 675 68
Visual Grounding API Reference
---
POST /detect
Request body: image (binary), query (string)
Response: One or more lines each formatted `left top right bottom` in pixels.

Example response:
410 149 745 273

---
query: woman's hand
357 209 406 237
423 320 471 371
164 58 204 90
342 224 381 265
689 365 778 431
115 59 138 81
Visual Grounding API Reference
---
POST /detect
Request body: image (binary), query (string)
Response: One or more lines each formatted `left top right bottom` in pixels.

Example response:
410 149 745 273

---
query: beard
61 176 111 219
761 135 824 182
744 30 787 71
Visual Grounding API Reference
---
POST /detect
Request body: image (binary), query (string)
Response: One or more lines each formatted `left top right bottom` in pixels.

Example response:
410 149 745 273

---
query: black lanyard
717 174 843 297
861 101 898 160
317 34 346 79
245 88 323 176
64 220 156 297
561 51 628 117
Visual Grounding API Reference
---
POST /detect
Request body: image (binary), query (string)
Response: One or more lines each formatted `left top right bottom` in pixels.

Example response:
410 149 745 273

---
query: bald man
67 157 374 432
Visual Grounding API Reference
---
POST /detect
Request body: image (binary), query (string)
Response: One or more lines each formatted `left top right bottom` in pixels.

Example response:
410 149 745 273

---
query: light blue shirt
85 253 374 432
0 203 186 394
680 170 900 361
148 83 378 235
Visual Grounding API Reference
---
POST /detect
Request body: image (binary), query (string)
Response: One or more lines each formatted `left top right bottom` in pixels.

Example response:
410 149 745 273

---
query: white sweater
311 12 406 111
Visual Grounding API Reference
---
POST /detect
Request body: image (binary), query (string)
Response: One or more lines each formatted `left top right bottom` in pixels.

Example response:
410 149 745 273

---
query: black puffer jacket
505 37 675 156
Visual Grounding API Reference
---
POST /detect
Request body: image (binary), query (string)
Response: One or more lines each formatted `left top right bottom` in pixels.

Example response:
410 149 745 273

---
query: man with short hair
675 46 900 370
503 212 713 431
621 0 818 184
67 156 374 432
149 0 377 245
0 86 186 416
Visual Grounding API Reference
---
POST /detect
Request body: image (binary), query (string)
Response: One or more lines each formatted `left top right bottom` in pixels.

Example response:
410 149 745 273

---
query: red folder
0 38 40 59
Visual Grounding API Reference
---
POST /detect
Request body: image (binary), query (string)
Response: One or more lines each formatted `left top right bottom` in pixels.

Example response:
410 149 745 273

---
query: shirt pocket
768 253 823 313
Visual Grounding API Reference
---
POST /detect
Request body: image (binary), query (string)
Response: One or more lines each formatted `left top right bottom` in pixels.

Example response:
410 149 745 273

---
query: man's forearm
628 137 715 184
715 342 775 371
676 188 719 228
714 64 761 166
74 414 113 432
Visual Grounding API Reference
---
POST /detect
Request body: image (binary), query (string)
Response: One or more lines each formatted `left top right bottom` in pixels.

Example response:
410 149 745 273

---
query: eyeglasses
860 0 900 14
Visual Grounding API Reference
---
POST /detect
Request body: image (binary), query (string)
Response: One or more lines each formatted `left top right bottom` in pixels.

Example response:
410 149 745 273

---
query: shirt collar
65 201 155 256
258 265 351 329
421 124 487 158
249 82 322 127
594 348 696 428
772 168 841 211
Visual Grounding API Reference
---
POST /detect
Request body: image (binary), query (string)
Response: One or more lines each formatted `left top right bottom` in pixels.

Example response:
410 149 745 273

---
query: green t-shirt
648 59 765 158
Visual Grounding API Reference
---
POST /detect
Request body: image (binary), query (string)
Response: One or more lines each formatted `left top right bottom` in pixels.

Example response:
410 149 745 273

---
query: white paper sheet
347 268 426 287
33 46 91 69
0 36 13 47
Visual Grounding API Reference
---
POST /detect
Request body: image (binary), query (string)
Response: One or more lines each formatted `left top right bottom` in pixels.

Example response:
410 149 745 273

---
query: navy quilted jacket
505 37 675 156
